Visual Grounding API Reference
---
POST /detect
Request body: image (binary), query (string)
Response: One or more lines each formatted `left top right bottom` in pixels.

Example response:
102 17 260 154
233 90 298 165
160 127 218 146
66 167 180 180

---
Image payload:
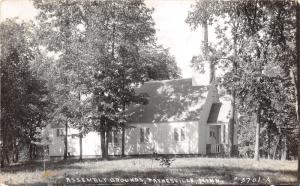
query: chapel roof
50 78 230 128
127 78 209 123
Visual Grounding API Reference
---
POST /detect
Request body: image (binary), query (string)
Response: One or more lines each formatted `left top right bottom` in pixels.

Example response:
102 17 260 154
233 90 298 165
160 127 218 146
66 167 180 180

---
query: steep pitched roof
127 78 209 123
207 102 222 123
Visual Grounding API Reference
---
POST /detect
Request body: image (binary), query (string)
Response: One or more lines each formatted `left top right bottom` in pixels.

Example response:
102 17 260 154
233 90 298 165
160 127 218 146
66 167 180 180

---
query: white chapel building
47 74 237 158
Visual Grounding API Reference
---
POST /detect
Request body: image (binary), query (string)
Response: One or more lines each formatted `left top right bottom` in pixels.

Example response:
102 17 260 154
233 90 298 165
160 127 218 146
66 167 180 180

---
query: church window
210 131 215 137
181 128 185 141
140 128 144 142
174 127 185 142
107 131 112 143
174 128 179 141
114 130 119 145
56 129 64 137
145 128 150 142
140 128 150 143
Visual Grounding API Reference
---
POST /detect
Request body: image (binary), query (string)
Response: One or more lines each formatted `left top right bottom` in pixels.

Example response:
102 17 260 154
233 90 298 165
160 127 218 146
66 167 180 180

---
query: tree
296 0 300 183
33 0 88 160
186 0 242 157
186 0 297 160
0 19 49 167
83 0 180 158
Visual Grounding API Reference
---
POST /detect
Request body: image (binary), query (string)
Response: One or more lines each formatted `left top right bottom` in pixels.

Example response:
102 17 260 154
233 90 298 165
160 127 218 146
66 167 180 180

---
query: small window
56 129 64 137
113 130 119 145
174 128 179 141
174 127 185 142
107 131 112 143
140 128 144 143
140 128 150 143
210 131 215 137
216 145 220 153
145 128 150 142
181 128 185 141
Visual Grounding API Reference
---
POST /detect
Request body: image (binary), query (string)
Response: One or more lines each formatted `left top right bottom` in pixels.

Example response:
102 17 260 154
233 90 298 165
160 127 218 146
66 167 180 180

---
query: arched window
181 128 185 141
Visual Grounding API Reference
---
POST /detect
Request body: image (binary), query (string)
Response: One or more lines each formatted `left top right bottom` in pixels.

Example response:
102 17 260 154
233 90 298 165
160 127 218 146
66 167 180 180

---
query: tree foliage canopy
187 0 297 159
0 19 50 166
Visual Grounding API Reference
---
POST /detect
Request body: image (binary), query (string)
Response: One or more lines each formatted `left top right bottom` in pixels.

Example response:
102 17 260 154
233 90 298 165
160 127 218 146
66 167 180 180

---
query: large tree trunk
5 150 9 165
1 121 6 167
0 153 4 168
12 139 18 163
273 136 280 160
121 103 126 157
63 0 70 161
280 134 287 160
100 129 107 160
79 133 82 161
290 70 298 120
229 25 239 157
254 108 261 161
229 89 236 157
29 143 33 160
105 128 109 158
0 135 4 168
77 60 82 161
296 1 300 184
267 128 271 159
121 126 125 157
63 121 68 160
15 147 19 162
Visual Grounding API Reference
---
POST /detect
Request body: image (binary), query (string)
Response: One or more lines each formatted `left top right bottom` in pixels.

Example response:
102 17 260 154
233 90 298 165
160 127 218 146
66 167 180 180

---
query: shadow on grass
2 157 297 186
0 156 154 173
0 159 89 173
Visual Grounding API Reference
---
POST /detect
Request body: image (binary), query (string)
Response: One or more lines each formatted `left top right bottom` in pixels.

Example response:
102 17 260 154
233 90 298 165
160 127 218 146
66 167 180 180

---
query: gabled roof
127 78 209 123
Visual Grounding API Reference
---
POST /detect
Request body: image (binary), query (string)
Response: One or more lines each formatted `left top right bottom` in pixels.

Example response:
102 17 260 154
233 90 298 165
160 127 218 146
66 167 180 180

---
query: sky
0 0 207 78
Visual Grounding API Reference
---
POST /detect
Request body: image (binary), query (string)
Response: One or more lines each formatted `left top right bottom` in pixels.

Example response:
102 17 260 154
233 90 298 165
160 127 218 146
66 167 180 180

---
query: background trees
0 19 49 167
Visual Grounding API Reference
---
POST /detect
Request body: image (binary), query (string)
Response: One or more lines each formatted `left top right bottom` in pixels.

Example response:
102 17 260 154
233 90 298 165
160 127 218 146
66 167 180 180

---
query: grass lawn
0 157 297 185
